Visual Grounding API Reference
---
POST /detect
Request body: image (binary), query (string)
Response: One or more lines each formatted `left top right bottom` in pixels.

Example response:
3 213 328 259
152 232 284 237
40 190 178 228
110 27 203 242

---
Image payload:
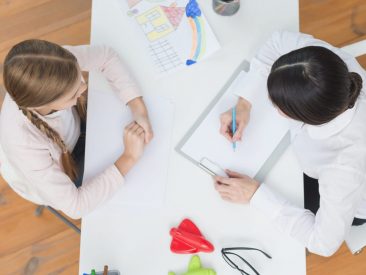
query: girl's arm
6 144 124 219
3 122 145 220
63 44 140 104
63 45 153 143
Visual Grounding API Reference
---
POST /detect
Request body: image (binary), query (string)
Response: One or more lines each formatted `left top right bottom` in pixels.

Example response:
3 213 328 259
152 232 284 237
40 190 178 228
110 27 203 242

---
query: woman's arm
215 167 366 256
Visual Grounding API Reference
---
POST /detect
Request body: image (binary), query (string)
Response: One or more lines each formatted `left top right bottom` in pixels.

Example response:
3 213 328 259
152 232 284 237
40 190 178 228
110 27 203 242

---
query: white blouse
235 31 366 257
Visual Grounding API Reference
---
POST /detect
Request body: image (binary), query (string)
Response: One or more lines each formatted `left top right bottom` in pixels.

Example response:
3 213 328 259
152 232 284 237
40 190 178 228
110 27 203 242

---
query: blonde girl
0 40 153 219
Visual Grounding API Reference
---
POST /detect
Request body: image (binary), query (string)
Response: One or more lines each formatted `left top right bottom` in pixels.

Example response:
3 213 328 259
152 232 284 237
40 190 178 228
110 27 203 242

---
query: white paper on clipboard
176 60 291 181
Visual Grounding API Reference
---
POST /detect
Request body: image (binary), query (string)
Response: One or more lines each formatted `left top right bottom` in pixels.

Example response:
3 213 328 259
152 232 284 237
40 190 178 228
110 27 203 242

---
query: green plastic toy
168 255 216 275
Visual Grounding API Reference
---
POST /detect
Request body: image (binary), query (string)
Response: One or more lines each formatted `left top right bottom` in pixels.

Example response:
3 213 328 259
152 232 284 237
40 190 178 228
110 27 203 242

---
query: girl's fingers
145 132 153 144
134 118 154 143
131 123 142 132
125 122 136 130
145 126 153 138
136 127 145 135
147 132 154 142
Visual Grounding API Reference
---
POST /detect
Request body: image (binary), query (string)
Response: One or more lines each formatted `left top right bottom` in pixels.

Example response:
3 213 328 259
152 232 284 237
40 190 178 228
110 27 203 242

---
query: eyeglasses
221 247 272 275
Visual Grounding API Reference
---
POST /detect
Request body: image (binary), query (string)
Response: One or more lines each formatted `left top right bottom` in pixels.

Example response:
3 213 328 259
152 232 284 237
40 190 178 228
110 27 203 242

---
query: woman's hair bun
348 72 363 108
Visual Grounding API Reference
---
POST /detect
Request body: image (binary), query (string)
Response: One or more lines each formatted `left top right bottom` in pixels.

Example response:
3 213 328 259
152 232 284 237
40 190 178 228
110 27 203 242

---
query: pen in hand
232 107 236 151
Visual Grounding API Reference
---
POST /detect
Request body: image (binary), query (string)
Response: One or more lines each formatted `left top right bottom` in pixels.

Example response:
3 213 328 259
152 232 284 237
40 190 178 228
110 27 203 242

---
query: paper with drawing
119 0 220 73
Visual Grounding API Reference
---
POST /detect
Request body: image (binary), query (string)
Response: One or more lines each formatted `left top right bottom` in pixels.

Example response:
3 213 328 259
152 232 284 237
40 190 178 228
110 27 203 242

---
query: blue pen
232 107 236 151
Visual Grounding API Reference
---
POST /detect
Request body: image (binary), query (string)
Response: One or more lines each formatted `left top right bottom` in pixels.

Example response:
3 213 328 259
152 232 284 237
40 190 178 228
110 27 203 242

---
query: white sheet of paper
181 71 290 178
84 90 174 206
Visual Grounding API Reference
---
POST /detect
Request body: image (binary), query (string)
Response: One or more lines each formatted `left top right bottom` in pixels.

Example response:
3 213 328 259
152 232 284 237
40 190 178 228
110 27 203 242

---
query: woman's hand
213 170 260 204
115 122 146 176
128 97 154 143
220 97 251 142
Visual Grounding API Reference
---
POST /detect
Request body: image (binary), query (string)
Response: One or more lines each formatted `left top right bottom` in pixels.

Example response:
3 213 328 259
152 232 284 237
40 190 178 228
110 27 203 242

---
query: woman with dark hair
216 31 366 257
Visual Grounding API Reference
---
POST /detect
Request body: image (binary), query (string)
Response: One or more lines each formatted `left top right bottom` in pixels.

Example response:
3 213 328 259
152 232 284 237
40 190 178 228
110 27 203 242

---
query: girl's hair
267 46 363 125
3 39 87 181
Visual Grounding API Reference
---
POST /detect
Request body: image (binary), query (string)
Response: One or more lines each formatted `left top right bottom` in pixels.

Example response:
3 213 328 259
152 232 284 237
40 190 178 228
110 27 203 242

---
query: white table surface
79 0 305 274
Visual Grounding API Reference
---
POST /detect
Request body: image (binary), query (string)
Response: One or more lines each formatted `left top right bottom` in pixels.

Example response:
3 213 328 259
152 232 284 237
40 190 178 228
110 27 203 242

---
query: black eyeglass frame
221 247 272 275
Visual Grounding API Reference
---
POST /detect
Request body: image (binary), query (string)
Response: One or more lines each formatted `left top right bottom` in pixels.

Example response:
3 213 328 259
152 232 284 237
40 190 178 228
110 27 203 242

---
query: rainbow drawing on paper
185 0 205 66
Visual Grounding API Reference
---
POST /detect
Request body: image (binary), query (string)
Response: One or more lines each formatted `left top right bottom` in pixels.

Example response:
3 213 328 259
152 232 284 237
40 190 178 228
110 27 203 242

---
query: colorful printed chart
121 0 220 73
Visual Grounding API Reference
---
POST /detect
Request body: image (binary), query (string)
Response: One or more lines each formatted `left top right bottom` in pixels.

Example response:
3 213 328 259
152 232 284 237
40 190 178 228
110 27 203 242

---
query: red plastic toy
170 218 214 254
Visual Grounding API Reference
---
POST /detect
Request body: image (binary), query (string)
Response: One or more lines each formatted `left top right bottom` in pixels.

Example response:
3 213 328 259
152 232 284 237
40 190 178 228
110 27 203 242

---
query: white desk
79 0 305 274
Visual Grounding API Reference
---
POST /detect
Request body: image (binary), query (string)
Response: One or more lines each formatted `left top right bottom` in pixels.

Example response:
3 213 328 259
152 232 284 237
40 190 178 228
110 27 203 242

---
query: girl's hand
213 169 260 204
123 122 145 161
220 97 251 142
128 97 154 144
115 122 145 176
134 114 153 144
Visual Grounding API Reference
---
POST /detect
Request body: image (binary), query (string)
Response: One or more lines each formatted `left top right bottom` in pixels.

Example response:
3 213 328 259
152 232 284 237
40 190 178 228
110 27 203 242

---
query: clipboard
175 59 291 183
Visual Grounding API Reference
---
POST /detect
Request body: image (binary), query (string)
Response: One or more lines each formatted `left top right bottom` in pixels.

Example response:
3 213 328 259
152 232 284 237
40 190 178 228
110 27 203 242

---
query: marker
91 269 96 275
103 265 109 275
232 107 236 151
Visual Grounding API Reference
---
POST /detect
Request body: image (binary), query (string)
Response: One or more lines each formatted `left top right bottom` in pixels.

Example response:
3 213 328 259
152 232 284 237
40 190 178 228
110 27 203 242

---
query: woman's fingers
233 122 245 142
215 184 234 201
220 111 234 142
221 195 233 202
214 176 233 186
213 167 260 204
220 122 233 141
225 169 244 178
215 181 230 192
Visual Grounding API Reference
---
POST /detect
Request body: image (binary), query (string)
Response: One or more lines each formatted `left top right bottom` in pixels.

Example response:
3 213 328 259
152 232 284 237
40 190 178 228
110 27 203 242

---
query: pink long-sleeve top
0 45 141 219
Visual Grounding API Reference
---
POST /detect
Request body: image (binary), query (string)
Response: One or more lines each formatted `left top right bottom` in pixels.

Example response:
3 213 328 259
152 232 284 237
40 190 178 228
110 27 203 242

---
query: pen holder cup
213 0 240 16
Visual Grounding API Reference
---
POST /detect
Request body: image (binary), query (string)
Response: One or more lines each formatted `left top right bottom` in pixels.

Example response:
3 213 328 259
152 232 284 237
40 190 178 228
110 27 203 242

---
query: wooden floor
0 0 366 274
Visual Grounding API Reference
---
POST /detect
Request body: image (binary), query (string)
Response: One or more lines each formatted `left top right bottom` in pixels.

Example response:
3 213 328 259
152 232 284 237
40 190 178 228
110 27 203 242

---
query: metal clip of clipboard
199 162 216 176
198 157 227 177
